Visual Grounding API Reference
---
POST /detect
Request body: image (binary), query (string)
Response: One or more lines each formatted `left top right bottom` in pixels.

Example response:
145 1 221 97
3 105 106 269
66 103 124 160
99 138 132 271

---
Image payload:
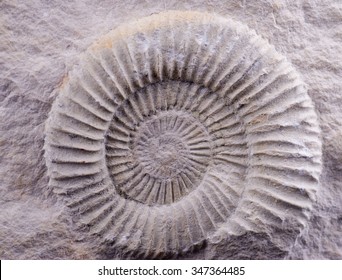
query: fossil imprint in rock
44 11 322 258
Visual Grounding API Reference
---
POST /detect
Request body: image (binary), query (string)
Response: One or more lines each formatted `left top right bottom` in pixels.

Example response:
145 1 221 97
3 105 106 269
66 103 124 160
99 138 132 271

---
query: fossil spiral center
136 133 187 179
107 105 212 205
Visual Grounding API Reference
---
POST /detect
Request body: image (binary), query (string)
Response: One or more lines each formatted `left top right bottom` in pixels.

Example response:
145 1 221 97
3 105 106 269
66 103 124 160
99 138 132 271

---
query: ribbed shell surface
44 11 322 258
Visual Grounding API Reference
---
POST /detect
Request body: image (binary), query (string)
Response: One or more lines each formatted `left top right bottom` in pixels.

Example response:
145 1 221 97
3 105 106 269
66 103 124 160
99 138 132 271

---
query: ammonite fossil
44 11 322 258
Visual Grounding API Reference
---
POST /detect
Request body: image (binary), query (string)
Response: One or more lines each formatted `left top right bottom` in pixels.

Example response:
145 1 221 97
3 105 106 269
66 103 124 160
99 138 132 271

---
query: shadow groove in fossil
44 11 322 258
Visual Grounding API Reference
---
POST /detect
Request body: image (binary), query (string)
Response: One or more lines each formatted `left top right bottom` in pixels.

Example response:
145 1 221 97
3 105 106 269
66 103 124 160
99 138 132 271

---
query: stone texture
0 0 341 259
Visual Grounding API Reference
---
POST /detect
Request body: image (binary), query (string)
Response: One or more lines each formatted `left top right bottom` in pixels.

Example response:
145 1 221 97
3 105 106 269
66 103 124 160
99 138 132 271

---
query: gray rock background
0 0 341 259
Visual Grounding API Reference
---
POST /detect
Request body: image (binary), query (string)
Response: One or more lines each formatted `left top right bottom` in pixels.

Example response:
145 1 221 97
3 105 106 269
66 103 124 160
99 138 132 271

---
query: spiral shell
44 11 322 258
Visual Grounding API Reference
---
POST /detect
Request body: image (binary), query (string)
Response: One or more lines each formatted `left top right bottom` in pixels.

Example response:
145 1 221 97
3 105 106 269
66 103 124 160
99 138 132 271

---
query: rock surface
0 0 341 259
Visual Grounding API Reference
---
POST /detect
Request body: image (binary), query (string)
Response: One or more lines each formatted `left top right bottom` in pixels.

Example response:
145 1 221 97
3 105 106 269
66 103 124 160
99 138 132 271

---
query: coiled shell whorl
44 11 322 258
